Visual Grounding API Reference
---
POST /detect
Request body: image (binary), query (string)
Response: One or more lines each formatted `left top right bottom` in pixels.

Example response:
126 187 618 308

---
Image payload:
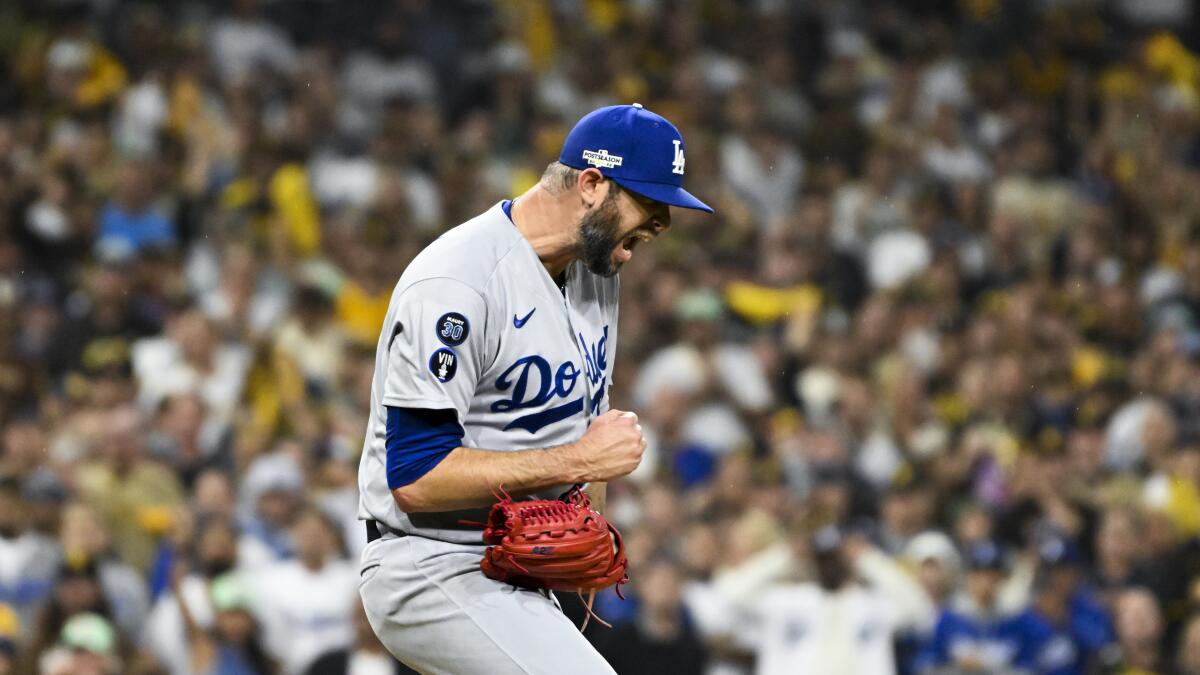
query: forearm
392 444 586 512
713 542 795 609
856 549 935 631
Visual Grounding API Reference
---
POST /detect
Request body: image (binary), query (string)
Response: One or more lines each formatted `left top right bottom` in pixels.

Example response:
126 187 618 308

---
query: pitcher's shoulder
399 204 523 296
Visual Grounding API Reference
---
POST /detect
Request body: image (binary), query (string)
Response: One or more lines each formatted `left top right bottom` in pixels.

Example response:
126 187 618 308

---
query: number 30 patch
435 312 469 347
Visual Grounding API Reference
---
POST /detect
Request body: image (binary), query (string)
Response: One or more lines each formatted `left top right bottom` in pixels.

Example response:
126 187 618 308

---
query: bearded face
576 184 626 277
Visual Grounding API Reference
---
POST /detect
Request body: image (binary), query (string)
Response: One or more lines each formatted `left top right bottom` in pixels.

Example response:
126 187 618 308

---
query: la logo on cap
582 149 623 169
671 139 685 175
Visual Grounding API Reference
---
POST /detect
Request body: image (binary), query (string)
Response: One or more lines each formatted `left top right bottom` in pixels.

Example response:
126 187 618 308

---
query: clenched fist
571 409 646 483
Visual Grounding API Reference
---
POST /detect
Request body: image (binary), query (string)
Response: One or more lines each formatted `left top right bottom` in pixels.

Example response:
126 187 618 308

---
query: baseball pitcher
356 104 713 674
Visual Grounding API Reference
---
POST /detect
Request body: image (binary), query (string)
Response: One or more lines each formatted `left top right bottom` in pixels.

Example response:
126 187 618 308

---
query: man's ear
577 168 606 209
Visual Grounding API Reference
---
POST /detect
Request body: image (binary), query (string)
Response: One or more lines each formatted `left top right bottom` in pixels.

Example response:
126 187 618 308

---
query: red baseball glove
477 486 628 626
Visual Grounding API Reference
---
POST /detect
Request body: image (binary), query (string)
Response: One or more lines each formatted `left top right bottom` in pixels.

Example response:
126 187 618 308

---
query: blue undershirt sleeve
385 406 464 489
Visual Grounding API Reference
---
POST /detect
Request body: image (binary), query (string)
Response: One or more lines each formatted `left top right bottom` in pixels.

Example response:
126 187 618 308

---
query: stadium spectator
97 158 176 255
904 531 961 609
592 556 708 675
144 515 240 675
37 612 122 675
0 476 57 638
1006 536 1117 674
57 502 149 643
75 405 185 572
303 599 416 675
24 558 122 674
236 451 304 570
916 540 1027 674
250 507 356 675
1109 587 1169 674
177 572 276 675
714 525 934 674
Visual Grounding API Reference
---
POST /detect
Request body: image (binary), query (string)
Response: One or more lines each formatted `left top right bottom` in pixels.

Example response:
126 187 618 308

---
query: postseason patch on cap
582 149 623 169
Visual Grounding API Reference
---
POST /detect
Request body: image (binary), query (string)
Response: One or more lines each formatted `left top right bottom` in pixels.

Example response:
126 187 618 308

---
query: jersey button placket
561 268 593 423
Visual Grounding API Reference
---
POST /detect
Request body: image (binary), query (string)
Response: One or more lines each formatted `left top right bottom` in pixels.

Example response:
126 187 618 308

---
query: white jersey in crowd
749 583 903 675
250 559 358 675
718 549 934 675
356 200 618 543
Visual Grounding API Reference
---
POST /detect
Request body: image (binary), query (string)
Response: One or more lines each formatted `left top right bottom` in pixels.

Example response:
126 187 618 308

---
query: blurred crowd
1 0 1200 674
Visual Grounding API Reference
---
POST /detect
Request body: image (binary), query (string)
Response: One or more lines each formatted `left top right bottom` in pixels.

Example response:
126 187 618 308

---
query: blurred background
1 0 1200 674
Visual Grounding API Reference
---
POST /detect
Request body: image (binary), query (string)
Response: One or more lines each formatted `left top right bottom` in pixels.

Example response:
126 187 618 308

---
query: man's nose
651 213 671 234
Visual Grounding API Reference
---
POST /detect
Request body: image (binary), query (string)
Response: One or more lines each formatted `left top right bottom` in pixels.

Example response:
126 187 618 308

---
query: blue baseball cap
965 540 1005 571
559 104 714 214
1037 536 1082 568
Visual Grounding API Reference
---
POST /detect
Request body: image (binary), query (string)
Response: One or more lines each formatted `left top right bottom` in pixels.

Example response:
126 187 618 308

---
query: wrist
557 439 593 484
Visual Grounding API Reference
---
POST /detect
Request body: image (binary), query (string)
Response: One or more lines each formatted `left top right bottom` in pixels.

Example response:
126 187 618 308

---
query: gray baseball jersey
356 200 618 544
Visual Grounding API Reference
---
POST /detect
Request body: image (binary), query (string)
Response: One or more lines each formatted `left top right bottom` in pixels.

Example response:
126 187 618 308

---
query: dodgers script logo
491 326 609 433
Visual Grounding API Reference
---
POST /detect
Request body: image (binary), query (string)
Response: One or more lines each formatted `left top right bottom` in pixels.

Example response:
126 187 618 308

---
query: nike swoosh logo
513 308 536 328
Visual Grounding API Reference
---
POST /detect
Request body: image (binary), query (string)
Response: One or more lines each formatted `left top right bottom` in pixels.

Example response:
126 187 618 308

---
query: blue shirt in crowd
916 589 1114 675
98 202 176 252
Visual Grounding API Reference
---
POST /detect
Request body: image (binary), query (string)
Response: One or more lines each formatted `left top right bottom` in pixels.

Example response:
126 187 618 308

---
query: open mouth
621 229 654 252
